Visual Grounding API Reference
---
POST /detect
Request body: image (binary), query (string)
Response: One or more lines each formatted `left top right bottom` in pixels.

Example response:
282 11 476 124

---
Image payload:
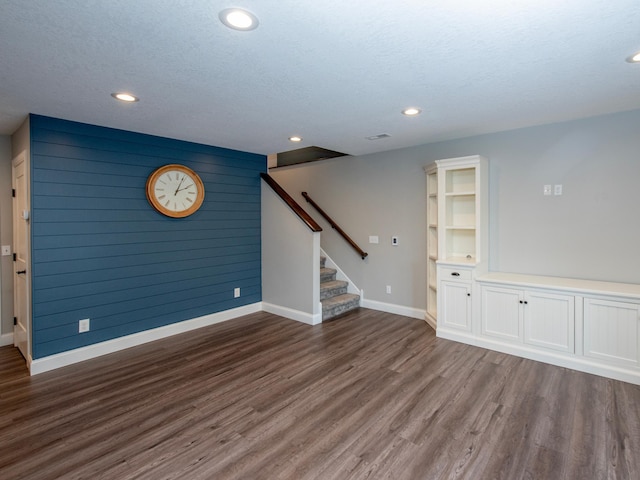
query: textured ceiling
1 0 639 156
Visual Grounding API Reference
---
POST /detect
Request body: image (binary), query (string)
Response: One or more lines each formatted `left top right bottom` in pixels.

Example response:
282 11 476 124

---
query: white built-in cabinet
480 284 575 354
424 155 640 385
473 273 640 385
425 155 487 335
439 266 473 332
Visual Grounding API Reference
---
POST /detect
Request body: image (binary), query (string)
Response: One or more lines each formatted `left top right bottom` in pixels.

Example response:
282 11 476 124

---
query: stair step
320 279 348 300
320 267 337 283
322 293 360 321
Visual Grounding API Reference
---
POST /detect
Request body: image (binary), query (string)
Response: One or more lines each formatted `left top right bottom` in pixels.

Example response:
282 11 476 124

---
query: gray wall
0 135 12 341
261 183 320 320
272 109 640 312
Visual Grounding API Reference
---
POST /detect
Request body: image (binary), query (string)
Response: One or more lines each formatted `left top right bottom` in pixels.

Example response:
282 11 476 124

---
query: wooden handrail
301 192 368 260
260 173 322 232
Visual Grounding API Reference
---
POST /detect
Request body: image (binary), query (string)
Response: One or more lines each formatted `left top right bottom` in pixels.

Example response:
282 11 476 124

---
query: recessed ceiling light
219 8 259 31
626 51 640 63
111 92 139 102
289 136 302 142
402 107 422 116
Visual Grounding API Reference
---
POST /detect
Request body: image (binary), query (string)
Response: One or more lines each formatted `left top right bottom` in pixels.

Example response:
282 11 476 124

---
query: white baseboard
361 298 426 320
30 303 262 376
262 302 322 325
436 328 640 386
0 332 14 347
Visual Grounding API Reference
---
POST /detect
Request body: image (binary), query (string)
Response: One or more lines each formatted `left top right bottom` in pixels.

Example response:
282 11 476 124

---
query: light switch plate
369 236 379 244
1 245 10 256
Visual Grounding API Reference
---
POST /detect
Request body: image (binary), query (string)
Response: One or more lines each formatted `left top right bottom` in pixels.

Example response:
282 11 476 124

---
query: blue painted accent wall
29 115 265 358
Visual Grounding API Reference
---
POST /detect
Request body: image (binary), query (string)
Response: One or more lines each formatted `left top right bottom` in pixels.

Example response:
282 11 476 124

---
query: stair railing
301 192 368 260
260 173 322 232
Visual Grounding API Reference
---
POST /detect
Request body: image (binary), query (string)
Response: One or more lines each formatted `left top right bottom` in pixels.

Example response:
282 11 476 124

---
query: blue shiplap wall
30 115 265 358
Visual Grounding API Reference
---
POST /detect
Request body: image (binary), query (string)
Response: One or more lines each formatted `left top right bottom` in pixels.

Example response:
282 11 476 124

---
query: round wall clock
146 164 205 218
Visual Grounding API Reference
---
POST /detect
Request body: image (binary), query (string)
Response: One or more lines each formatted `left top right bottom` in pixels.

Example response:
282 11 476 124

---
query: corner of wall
0 135 13 340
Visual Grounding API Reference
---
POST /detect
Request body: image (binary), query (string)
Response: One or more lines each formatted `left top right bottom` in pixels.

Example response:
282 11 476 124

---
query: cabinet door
524 291 575 353
440 281 471 331
583 298 640 367
481 286 522 341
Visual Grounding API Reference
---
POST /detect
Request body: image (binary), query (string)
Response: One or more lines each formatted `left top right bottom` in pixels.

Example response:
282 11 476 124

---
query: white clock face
153 169 199 213
146 164 205 218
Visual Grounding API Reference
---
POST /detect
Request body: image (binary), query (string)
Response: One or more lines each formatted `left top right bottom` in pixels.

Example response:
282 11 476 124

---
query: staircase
320 256 360 321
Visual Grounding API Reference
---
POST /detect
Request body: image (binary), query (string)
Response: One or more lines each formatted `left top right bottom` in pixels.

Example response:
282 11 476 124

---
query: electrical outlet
1 245 10 256
554 184 563 195
78 318 90 333
391 236 398 246
234 287 240 298
543 185 552 196
386 285 391 294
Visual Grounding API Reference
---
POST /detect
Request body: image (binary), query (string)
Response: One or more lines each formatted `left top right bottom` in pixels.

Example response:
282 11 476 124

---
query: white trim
424 313 437 331
320 248 361 296
361 298 426 320
262 302 322 325
436 328 640 386
0 332 14 347
29 303 262 375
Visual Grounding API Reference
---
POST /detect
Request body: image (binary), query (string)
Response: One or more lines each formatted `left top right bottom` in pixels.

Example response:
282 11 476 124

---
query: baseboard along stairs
320 256 360 321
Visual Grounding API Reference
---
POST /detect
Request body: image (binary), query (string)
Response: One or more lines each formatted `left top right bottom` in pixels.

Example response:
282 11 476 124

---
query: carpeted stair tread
322 293 360 320
320 267 337 282
320 279 348 300
322 292 359 308
318 257 359 321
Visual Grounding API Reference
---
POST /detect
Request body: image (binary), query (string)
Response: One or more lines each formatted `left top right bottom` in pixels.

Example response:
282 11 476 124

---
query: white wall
271 109 640 313
0 135 13 343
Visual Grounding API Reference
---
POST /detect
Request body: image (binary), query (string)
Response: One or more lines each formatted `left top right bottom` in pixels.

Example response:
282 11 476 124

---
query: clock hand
174 176 185 195
175 183 194 193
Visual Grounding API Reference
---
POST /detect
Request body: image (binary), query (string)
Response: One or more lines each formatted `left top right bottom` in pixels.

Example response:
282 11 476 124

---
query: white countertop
477 272 640 300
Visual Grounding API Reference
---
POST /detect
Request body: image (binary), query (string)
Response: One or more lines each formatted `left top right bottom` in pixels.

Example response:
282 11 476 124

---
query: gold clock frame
146 164 205 218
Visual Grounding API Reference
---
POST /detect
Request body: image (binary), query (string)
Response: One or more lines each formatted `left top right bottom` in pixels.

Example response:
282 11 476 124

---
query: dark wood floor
1 309 639 480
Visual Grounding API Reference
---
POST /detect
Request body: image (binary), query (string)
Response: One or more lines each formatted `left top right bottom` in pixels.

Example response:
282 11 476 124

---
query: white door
12 152 30 361
481 285 523 341
523 290 575 353
440 281 472 331
583 298 640 367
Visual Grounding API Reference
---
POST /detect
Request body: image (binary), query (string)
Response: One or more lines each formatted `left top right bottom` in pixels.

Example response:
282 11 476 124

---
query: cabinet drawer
439 267 472 281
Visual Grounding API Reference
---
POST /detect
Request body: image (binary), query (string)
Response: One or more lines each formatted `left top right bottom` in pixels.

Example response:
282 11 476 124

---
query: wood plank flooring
1 308 639 479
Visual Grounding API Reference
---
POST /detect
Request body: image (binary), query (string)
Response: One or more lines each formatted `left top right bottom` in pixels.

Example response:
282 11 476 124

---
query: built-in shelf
437 156 487 266
425 163 439 328
444 191 475 197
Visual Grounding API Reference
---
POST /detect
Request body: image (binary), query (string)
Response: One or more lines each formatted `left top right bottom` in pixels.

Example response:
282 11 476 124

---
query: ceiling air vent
276 146 348 167
366 133 391 140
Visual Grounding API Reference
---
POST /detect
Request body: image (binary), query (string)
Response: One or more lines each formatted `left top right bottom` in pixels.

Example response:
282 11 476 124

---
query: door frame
12 150 31 365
